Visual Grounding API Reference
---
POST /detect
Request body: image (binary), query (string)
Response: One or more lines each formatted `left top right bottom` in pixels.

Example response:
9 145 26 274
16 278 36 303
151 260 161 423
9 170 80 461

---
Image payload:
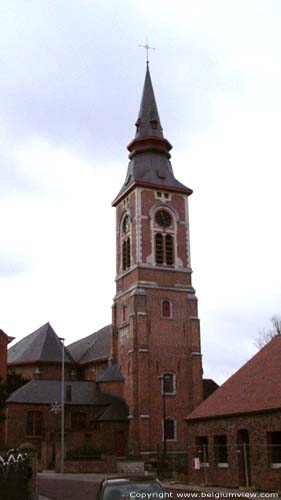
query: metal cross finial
139 39 155 64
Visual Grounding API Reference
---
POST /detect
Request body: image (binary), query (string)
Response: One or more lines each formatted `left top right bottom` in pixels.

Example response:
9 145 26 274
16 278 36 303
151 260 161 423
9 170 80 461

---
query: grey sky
1 0 281 383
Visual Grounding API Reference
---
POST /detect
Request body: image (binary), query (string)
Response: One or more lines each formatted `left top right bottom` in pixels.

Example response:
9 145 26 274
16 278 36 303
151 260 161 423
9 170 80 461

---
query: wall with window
187 411 281 491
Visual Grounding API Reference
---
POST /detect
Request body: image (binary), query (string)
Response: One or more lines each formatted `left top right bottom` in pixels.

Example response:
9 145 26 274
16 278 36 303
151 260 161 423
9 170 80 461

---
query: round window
155 210 172 228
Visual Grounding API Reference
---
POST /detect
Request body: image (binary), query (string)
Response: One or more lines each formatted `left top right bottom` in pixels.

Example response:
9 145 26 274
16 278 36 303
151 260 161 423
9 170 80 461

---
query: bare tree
254 315 281 349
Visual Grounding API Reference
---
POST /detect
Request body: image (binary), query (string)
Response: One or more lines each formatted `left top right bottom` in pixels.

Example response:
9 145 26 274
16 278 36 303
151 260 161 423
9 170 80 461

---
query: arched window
26 411 43 436
161 372 176 395
122 305 128 322
154 209 174 266
121 215 131 271
163 418 177 441
162 300 172 318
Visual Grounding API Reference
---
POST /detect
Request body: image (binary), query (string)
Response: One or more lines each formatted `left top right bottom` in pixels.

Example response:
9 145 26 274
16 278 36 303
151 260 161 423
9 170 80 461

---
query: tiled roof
96 363 124 382
187 335 281 421
8 323 74 364
7 380 128 420
67 324 111 364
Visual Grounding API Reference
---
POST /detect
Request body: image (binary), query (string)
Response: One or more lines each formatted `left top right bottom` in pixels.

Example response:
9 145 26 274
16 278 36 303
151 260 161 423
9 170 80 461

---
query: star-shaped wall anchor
50 401 61 414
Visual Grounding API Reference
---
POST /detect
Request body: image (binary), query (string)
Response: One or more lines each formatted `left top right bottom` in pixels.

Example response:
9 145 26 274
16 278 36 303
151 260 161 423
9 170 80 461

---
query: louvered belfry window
121 214 131 271
165 234 173 265
155 233 164 264
122 238 131 270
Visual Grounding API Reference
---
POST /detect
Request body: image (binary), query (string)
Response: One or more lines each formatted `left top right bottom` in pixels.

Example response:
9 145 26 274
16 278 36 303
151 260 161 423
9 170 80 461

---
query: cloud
0 252 30 277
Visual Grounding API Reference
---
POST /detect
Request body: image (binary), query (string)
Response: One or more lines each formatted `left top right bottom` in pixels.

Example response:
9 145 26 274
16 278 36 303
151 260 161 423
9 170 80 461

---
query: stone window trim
161 299 173 319
161 372 176 396
162 417 177 442
150 205 178 267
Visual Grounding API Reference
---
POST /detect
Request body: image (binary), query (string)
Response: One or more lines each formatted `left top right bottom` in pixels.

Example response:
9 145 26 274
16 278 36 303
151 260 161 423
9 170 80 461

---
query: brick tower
112 64 203 459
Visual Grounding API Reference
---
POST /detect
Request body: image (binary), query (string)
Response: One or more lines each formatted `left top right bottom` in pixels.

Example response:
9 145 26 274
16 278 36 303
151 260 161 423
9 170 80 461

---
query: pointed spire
112 65 193 206
135 64 164 139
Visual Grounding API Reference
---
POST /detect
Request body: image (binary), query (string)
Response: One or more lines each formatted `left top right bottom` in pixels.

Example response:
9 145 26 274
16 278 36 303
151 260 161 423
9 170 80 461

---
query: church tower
112 64 203 459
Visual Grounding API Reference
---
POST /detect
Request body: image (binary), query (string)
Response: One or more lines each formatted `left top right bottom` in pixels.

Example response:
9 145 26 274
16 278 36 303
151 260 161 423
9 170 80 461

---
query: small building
186 335 281 491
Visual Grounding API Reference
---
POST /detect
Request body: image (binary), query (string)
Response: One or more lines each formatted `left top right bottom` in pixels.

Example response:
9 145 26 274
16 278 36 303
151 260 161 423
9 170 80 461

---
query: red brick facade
112 185 203 458
187 411 281 491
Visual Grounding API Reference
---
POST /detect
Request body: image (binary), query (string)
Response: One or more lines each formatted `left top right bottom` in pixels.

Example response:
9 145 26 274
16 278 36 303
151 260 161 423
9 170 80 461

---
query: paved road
39 477 99 500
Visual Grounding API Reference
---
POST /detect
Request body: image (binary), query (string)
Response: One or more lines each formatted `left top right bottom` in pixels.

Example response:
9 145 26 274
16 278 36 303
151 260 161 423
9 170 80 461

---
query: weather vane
139 39 155 64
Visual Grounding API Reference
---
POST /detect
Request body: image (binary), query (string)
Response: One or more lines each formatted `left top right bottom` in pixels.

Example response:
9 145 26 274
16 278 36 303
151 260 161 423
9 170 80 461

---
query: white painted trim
192 352 202 356
140 415 150 419
218 463 229 468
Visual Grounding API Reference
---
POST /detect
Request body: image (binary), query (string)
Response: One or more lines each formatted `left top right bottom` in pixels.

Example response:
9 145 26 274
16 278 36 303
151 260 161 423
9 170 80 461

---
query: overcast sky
1 1 280 384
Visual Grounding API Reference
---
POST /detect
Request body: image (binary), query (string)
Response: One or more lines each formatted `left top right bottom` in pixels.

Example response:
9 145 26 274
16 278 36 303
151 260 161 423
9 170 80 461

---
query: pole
203 443 208 485
163 379 166 460
59 337 65 474
243 442 249 487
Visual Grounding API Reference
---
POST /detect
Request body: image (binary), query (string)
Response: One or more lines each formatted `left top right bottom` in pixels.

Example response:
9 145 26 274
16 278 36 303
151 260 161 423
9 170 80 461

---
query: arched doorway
237 429 251 487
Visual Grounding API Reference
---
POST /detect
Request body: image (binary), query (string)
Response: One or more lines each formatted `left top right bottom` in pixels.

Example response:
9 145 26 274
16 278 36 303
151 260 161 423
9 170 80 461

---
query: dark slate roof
203 378 219 400
8 323 74 364
67 325 111 364
135 65 163 139
187 335 281 421
96 363 124 382
113 66 192 204
7 380 128 420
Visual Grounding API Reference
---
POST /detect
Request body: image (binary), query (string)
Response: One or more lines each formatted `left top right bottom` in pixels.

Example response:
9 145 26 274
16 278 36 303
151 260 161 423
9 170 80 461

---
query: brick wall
187 411 281 491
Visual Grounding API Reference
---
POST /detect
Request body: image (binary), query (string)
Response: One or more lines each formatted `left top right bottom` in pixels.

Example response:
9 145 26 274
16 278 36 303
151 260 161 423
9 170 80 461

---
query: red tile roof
187 334 281 420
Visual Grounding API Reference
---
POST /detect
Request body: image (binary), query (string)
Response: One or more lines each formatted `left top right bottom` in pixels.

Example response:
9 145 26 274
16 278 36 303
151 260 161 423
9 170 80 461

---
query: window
71 412 87 430
161 372 176 395
155 233 164 264
154 210 174 266
122 237 131 270
165 234 173 265
162 300 171 318
26 411 43 436
214 435 228 464
196 436 209 463
121 214 131 271
122 305 128 322
268 431 281 465
163 418 176 441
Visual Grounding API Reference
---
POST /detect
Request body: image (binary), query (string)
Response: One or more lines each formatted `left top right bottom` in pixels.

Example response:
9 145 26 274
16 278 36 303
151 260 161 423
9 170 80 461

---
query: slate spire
112 65 192 206
135 64 164 139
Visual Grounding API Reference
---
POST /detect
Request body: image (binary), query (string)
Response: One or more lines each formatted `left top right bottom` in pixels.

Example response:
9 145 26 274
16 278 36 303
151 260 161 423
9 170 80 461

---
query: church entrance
237 429 251 487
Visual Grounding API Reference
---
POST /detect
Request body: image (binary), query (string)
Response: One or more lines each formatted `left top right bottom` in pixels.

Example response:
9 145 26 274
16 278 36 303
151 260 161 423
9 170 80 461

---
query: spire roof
135 64 163 139
112 65 192 205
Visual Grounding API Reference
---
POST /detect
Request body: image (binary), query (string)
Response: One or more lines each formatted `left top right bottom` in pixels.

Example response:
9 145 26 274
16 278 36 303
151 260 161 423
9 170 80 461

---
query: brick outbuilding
186 334 281 491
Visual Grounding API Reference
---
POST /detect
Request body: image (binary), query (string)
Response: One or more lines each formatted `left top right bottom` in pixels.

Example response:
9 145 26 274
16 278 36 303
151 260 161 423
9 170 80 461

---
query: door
237 429 251 487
